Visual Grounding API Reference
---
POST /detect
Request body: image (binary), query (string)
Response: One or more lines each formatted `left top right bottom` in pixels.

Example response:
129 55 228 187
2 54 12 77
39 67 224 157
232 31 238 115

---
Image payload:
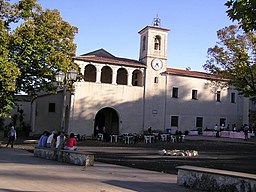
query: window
196 117 203 128
142 36 146 51
171 116 179 127
192 90 198 100
216 91 221 102
154 77 158 84
48 103 55 112
172 87 178 98
231 92 236 103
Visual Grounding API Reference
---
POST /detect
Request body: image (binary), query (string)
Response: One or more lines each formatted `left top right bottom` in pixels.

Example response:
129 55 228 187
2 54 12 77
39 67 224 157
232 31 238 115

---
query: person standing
244 124 249 140
6 126 17 148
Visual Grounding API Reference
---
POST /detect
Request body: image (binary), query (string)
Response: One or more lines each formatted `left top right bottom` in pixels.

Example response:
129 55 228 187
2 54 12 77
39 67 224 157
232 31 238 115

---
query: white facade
30 24 248 136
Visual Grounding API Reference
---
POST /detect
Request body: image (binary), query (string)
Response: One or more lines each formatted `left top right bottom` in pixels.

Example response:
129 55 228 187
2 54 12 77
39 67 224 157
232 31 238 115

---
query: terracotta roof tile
166 68 227 81
74 55 146 68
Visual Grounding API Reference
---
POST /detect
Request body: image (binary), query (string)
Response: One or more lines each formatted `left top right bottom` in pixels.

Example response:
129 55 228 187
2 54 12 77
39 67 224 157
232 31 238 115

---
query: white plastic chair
170 135 176 143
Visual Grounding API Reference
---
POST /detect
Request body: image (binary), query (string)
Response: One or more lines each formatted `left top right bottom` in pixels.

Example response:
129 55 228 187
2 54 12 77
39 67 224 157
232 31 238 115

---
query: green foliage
226 0 256 32
204 25 256 100
0 0 78 116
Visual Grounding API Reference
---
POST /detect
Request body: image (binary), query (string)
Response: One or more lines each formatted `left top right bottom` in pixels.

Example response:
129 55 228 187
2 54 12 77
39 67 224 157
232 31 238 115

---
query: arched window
116 68 128 85
154 77 158 84
154 35 161 50
142 36 146 51
132 70 143 86
84 64 96 82
101 66 112 84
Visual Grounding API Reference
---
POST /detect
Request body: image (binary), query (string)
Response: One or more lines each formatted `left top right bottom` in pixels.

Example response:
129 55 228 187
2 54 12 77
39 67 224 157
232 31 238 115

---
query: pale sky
38 0 235 72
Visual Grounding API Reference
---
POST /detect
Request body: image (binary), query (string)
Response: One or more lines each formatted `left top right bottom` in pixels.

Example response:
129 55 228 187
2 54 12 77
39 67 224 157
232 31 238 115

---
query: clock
151 59 163 71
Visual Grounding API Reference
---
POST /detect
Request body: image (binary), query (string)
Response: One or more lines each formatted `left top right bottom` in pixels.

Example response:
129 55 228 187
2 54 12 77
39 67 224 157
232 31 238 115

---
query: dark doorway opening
94 107 119 137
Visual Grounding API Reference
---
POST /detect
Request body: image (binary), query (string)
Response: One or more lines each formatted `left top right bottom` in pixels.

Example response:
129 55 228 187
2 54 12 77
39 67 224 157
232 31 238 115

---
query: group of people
214 123 252 140
38 131 77 151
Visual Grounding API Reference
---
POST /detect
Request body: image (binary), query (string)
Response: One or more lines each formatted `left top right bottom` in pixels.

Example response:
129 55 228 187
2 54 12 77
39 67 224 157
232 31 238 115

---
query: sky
38 0 235 72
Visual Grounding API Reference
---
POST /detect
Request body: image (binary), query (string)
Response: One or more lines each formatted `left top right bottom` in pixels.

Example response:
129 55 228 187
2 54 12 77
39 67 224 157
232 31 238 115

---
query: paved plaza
0 147 195 192
1 135 256 192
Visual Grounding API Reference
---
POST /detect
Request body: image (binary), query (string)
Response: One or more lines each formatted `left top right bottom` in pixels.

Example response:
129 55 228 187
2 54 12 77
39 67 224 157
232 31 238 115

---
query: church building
30 21 248 136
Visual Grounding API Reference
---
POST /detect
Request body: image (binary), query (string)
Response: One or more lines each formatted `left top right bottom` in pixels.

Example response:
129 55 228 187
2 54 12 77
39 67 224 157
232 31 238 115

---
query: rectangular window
48 103 56 112
231 92 236 103
171 116 179 127
192 90 198 100
216 91 221 102
196 117 203 128
172 87 178 98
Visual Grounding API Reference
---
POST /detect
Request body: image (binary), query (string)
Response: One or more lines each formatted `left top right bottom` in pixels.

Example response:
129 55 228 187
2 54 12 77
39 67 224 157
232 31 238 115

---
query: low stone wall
177 165 256 192
34 147 94 167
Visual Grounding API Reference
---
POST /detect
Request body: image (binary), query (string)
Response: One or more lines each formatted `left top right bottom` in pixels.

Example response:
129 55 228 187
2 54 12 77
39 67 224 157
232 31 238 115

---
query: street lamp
55 69 78 133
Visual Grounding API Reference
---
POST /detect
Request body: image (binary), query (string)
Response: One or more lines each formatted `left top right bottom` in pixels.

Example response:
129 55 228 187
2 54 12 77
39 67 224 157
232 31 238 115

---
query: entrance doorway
94 107 119 136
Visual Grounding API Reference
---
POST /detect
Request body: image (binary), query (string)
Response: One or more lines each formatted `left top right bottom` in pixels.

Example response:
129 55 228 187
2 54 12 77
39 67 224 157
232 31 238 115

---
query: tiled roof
75 55 146 68
166 68 228 80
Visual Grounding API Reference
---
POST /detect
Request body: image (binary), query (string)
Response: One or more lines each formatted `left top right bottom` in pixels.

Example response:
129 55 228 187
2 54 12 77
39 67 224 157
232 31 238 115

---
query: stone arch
101 66 112 84
84 64 96 82
116 68 128 85
94 107 119 139
132 69 143 86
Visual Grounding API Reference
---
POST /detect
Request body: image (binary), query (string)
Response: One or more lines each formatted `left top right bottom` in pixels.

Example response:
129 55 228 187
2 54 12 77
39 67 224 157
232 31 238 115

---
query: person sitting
64 133 77 151
38 131 49 147
56 131 66 150
46 131 57 148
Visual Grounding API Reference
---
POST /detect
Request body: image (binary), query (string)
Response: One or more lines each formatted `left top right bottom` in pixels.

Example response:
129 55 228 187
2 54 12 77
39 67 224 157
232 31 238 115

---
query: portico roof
74 49 146 68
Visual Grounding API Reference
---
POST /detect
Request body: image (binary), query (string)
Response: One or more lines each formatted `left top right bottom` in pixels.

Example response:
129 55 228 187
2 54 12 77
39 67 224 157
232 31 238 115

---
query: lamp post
55 69 78 133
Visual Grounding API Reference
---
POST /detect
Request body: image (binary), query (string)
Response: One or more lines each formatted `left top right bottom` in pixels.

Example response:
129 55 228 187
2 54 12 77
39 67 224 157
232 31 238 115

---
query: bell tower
138 17 169 67
138 17 170 132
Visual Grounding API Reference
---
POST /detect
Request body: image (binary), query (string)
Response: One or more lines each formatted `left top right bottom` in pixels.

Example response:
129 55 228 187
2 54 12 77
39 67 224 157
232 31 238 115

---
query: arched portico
94 107 119 136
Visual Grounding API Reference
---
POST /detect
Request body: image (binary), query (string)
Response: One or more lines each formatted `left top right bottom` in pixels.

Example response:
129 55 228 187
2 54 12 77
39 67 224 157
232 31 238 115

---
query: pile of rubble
158 149 198 156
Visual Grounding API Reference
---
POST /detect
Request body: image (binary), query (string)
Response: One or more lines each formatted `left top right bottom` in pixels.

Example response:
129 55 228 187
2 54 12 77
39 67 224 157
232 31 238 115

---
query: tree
0 0 21 116
203 25 256 100
225 0 256 32
0 0 78 116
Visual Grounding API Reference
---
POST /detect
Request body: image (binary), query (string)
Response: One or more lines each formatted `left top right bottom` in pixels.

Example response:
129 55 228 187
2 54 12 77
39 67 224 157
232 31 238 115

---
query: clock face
151 59 163 71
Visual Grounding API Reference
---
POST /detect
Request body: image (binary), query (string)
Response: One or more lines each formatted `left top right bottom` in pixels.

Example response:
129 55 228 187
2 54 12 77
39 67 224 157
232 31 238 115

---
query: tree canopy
226 0 256 32
203 25 256 100
0 0 78 116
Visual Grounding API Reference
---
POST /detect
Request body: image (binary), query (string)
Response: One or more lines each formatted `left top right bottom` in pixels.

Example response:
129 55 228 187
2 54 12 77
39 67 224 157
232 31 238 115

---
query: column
112 67 118 85
127 68 133 86
95 65 102 83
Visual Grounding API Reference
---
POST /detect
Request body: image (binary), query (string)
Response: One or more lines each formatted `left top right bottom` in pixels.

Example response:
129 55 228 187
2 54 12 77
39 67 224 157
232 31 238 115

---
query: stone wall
177 166 256 192
34 147 94 167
